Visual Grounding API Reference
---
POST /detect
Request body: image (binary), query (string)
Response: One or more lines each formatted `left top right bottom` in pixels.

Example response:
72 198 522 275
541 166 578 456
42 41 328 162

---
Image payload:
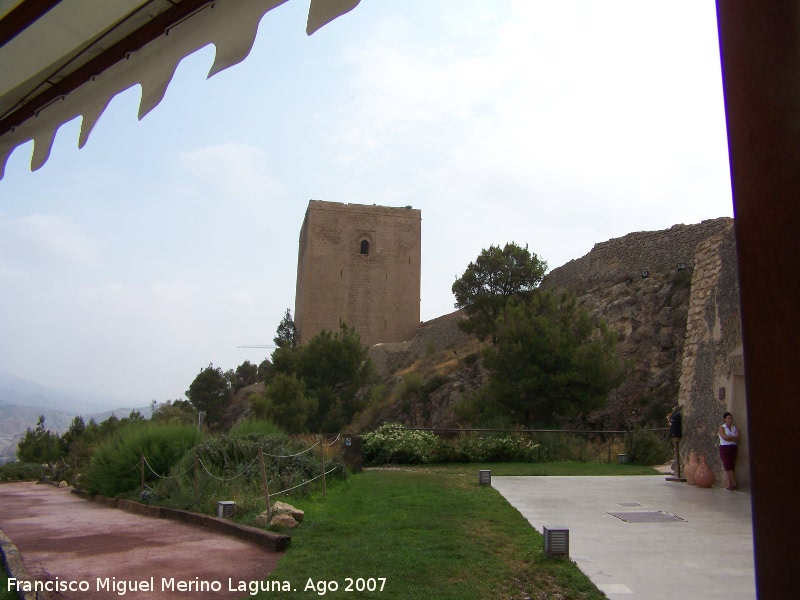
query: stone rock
58 480 68 488
269 514 299 529
254 514 269 527
255 501 305 528
272 501 304 523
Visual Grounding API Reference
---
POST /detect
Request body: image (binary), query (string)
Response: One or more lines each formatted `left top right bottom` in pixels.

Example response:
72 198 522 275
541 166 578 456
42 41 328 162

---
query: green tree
263 373 317 433
185 363 231 428
270 323 371 431
151 400 197 425
274 308 298 349
257 358 273 383
16 415 63 463
60 416 86 452
452 242 547 343
481 290 624 426
234 360 259 390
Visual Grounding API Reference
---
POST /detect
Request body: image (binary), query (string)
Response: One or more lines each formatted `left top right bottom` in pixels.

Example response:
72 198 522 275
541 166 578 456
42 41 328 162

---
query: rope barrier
197 457 256 482
122 458 144 474
270 465 340 497
142 456 193 479
261 439 320 458
118 440 342 500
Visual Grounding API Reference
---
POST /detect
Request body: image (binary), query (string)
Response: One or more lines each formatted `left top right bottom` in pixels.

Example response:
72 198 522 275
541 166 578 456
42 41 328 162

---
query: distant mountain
0 368 152 463
0 368 142 413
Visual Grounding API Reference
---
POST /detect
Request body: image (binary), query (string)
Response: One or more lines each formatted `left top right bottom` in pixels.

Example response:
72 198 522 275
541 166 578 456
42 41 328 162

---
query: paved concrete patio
492 476 754 600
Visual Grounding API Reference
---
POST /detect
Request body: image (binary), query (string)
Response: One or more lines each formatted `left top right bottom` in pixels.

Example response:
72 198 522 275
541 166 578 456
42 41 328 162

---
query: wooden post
320 435 327 497
193 453 199 500
140 454 145 494
258 448 271 520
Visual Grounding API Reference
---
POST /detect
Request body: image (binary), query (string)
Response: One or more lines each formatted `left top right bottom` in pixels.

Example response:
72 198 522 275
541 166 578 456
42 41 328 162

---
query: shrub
83 422 203 497
229 419 283 437
362 423 440 465
0 462 47 481
153 432 347 515
423 374 449 394
626 428 672 465
400 373 424 398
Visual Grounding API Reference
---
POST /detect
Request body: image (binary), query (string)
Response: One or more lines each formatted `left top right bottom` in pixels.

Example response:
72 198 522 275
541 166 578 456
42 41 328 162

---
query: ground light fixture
478 470 491 485
543 526 570 558
217 501 235 518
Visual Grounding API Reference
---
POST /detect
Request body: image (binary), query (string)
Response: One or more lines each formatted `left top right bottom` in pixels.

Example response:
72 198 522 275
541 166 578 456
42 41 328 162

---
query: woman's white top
719 423 738 446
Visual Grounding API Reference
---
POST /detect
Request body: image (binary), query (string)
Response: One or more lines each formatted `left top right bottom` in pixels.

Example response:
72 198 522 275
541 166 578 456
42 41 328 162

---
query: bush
153 432 347 515
0 462 47 481
400 373 424 398
229 419 283 437
362 423 440 465
626 428 672 465
463 434 540 462
83 422 203 497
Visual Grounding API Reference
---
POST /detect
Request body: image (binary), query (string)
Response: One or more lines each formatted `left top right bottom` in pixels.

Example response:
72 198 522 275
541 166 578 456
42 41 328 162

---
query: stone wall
677 225 747 488
294 200 421 347
368 310 474 375
542 218 734 292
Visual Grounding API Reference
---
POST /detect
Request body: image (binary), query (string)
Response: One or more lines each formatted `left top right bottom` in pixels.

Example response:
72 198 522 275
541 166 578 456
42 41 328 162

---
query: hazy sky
0 0 733 407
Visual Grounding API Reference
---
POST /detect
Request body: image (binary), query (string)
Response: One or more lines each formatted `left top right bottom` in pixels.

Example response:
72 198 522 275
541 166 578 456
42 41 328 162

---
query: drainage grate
608 511 685 523
616 502 642 507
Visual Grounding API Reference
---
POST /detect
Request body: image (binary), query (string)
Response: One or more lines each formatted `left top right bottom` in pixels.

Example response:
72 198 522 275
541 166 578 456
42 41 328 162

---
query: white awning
0 0 360 179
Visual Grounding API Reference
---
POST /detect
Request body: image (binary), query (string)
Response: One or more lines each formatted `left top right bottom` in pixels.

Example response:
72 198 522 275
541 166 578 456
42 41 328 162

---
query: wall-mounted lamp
677 262 686 271
719 387 726 400
641 269 649 278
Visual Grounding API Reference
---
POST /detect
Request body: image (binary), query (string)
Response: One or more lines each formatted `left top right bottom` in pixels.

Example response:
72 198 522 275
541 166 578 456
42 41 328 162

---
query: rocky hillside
355 218 734 432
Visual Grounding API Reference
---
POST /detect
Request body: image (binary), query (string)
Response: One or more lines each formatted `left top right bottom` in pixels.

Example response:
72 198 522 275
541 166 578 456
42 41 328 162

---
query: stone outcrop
537 219 735 428
676 225 746 488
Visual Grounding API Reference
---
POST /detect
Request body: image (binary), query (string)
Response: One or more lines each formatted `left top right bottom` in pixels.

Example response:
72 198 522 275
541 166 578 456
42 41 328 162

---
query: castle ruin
294 200 421 347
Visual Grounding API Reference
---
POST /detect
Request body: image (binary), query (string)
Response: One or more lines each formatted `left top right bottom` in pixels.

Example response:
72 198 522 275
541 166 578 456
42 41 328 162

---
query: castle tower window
360 240 370 255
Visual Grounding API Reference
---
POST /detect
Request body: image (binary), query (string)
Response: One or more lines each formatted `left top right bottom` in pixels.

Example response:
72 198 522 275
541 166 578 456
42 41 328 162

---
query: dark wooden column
716 3 800 598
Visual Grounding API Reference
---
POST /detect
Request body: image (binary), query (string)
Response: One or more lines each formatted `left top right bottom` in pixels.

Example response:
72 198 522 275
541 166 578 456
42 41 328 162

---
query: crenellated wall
543 218 733 292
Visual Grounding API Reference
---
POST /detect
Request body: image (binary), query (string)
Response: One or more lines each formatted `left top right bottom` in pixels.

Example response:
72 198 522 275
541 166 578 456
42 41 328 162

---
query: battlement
542 218 733 291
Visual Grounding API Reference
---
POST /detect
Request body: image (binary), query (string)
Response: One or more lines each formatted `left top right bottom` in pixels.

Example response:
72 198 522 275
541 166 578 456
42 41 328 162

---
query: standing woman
718 412 740 490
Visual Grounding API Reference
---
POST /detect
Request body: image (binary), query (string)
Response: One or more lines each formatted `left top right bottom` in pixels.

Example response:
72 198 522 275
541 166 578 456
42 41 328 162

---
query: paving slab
492 476 755 600
0 482 283 599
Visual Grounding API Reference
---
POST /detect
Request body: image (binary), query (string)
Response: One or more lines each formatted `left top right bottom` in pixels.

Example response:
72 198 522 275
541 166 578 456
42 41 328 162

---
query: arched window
360 240 370 255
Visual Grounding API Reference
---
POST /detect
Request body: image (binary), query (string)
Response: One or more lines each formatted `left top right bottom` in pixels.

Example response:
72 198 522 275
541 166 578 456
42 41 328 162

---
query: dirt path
0 482 284 599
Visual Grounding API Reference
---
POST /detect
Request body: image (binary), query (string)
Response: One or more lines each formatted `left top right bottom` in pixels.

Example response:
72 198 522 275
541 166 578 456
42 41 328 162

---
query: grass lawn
262 463 657 598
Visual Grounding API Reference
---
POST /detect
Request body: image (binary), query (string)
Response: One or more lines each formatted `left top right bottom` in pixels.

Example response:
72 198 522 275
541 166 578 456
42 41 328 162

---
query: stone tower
294 200 421 347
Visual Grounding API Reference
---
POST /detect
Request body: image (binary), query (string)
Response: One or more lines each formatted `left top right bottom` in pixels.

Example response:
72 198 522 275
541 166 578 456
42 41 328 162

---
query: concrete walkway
492 476 755 600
